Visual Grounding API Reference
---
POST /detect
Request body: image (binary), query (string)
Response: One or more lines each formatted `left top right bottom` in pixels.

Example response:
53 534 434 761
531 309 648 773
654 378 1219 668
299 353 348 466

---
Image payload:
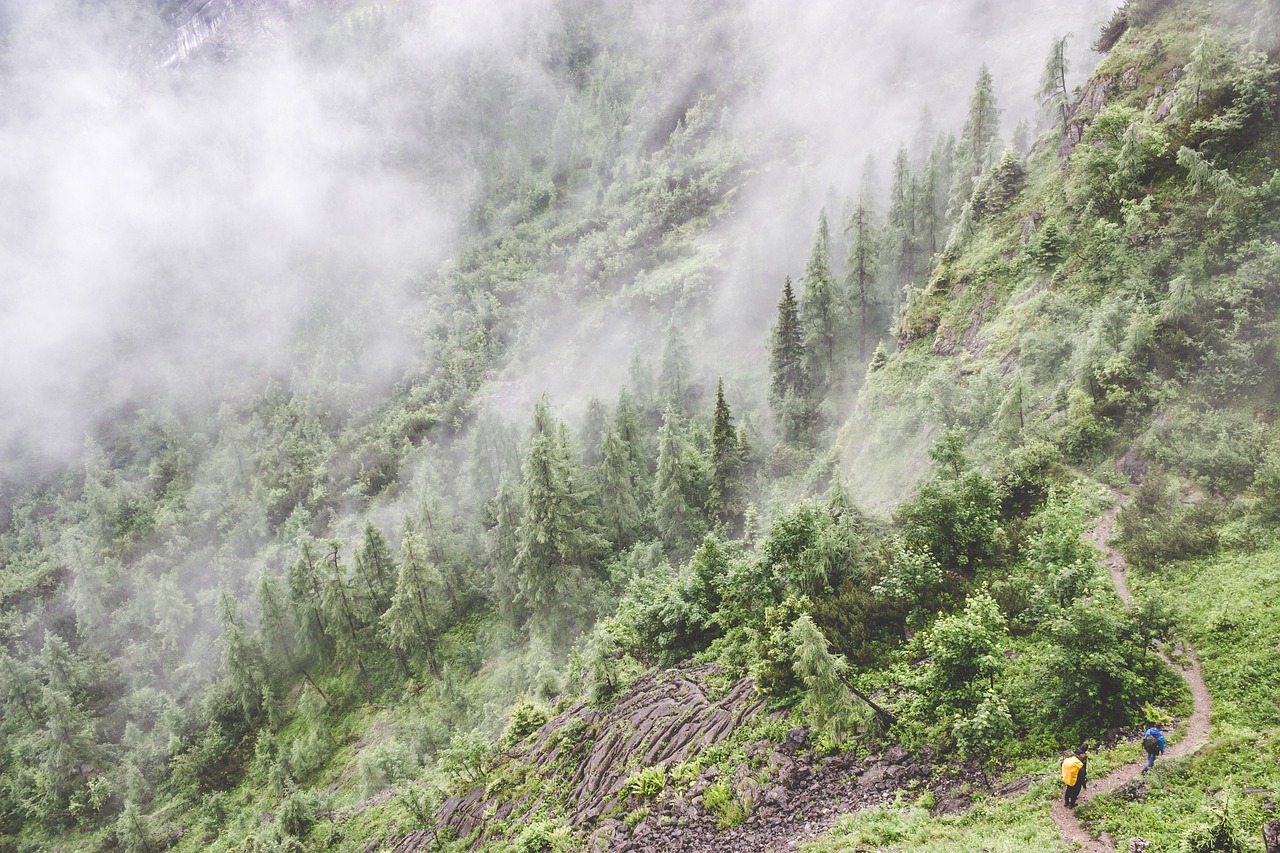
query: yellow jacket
1062 755 1084 786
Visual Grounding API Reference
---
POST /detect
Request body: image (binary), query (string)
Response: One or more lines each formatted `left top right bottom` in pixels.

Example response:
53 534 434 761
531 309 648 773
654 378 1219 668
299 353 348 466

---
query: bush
357 740 418 798
621 766 666 801
501 699 550 748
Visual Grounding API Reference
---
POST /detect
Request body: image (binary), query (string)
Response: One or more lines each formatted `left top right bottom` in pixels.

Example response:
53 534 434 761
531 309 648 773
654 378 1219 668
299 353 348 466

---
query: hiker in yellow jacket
1061 744 1087 807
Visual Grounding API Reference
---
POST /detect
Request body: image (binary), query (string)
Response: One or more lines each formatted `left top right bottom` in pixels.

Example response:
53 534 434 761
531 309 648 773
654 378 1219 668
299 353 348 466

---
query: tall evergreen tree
319 542 375 700
286 538 334 665
708 379 743 531
1039 34 1072 132
658 321 693 416
800 211 843 390
380 529 447 677
951 65 1002 216
354 522 396 616
886 146 922 311
216 590 273 724
849 183 880 358
769 277 812 443
594 425 645 549
515 398 606 633
653 408 705 558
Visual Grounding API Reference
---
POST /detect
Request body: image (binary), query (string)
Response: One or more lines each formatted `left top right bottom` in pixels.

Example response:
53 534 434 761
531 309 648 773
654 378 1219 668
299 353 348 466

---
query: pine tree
258 571 331 708
845 179 883 361
951 65 1002 216
789 614 856 741
708 379 743 531
39 686 97 805
487 474 526 628
515 398 606 633
800 211 843 390
152 573 193 657
579 397 609 467
0 648 40 723
1039 34 1072 133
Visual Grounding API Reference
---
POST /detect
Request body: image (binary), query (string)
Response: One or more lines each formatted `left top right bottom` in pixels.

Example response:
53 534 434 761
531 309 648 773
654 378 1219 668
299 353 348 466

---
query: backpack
1143 732 1159 753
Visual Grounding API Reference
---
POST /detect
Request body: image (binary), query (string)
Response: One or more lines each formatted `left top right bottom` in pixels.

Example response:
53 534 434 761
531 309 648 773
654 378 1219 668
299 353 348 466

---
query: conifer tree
381 529 447 677
1039 34 1072 132
0 648 40 724
579 397 609 467
800 211 843 389
152 573 193 657
354 522 396 616
653 408 705 557
845 180 883 360
595 425 645 549
658 321 693 416
515 398 606 632
286 538 333 664
922 134 954 255
258 572 331 708
790 614 856 740
39 686 97 805
613 387 652 480
216 590 273 723
708 379 743 531
951 65 1002 216
769 277 812 443
887 146 921 300
487 474 526 628
319 542 375 700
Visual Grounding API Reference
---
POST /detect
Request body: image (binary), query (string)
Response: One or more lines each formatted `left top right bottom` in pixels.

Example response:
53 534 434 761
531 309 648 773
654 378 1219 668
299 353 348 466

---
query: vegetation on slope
3 0 1280 851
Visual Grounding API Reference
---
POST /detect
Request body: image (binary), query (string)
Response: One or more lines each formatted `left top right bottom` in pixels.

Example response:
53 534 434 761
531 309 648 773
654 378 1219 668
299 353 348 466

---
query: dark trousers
1064 781 1083 806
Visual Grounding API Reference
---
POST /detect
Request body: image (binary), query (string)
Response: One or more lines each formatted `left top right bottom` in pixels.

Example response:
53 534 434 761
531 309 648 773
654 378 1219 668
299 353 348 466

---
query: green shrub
357 740 418 798
621 765 666 801
702 779 750 829
501 698 550 748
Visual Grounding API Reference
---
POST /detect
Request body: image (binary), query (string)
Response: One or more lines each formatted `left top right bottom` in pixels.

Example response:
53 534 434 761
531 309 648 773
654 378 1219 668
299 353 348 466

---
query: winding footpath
1049 494 1213 851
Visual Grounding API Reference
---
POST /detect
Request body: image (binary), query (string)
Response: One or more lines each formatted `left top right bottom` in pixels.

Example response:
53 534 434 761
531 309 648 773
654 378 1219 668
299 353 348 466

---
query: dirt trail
1050 494 1213 851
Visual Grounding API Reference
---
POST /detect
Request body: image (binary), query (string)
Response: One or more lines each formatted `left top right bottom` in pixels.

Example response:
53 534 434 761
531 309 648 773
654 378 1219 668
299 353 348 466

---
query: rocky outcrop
152 0 317 68
361 665 994 851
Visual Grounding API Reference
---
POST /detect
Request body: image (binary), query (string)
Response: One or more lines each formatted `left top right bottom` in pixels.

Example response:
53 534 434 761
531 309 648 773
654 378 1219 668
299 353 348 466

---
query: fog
0 0 1119 486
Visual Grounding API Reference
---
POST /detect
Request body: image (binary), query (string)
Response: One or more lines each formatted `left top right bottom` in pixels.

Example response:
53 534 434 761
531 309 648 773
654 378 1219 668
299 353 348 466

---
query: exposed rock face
152 0 319 68
368 665 992 852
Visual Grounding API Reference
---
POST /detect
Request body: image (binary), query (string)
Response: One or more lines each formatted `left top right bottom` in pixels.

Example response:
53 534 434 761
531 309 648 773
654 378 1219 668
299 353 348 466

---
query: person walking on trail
1141 724 1165 773
1062 744 1087 807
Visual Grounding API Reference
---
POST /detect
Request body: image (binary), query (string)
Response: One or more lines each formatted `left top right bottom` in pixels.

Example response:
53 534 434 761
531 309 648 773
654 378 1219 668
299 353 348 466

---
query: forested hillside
1 0 1279 851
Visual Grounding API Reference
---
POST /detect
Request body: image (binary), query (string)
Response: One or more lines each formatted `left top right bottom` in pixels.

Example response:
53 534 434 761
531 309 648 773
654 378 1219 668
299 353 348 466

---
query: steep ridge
1051 495 1213 851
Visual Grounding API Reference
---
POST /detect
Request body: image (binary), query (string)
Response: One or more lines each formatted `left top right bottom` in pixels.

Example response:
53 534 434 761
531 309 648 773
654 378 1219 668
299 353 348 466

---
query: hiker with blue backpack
1141 723 1165 773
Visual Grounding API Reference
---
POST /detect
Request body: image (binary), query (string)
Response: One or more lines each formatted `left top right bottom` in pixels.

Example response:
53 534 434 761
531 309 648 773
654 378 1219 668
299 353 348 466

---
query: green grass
802 783 1067 853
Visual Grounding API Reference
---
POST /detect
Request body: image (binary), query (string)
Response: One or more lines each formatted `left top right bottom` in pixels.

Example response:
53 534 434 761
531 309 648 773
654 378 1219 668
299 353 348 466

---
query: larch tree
845 176 883 360
380 528 447 678
216 590 274 724
951 65 1002 216
1039 34 1072 133
659 320 694 416
886 146 921 311
354 522 396 617
286 537 334 665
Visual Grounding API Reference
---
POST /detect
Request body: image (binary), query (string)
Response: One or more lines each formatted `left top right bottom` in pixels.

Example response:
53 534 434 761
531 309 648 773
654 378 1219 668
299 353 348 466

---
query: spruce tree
951 65 1002 216
658 321 693 416
708 379 743 531
286 538 333 664
800 210 843 389
769 277 812 443
319 542 375 700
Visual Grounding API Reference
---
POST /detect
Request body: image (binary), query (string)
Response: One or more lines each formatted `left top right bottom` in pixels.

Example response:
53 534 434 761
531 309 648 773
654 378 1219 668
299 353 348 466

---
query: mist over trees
23 0 1274 849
